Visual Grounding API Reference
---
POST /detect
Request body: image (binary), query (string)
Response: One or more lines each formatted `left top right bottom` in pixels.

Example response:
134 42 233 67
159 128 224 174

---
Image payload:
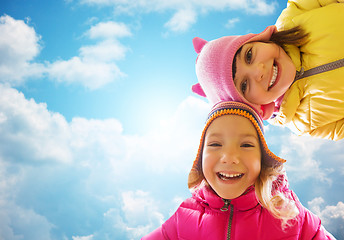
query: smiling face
233 41 296 105
202 115 261 199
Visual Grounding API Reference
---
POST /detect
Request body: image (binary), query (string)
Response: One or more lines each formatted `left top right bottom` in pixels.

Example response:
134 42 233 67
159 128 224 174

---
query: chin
218 191 243 200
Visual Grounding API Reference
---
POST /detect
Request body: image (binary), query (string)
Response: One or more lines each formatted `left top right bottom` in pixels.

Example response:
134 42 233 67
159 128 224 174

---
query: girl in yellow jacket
192 0 344 141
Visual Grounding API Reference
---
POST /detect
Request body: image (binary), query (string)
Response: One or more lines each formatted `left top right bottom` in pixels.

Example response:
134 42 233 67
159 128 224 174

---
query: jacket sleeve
312 225 337 240
291 192 336 239
268 78 344 141
270 103 344 141
275 0 343 30
309 119 344 141
299 209 337 239
141 226 166 240
141 212 178 240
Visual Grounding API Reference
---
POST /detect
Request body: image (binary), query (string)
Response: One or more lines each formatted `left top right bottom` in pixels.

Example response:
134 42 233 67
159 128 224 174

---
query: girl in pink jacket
142 101 335 239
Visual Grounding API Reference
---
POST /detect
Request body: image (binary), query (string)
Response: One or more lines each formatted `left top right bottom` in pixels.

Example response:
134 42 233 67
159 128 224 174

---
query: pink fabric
192 25 277 120
142 178 335 239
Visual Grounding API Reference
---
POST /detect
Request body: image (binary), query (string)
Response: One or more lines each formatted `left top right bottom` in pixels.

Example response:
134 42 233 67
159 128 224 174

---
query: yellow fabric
269 1 344 141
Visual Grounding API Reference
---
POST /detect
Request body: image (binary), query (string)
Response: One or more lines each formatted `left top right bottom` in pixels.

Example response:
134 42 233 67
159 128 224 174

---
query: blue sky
0 0 343 239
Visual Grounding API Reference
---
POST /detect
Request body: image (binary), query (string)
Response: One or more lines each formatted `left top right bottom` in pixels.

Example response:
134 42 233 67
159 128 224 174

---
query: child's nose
252 63 264 82
220 149 240 164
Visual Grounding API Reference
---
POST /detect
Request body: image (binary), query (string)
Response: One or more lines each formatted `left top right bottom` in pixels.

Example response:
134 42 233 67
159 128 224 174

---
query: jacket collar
193 181 259 212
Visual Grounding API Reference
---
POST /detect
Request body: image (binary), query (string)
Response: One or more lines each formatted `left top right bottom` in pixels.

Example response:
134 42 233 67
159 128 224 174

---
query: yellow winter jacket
269 0 344 141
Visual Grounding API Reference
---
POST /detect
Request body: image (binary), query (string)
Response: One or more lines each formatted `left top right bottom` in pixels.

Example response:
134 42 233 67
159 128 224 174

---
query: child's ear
193 37 207 54
260 102 275 120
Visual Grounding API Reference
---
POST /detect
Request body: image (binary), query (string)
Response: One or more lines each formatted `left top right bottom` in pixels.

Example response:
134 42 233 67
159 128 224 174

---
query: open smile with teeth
217 172 244 181
268 64 278 90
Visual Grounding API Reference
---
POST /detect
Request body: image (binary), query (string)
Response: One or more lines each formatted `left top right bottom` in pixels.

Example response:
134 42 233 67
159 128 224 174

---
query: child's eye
245 48 253 64
241 80 247 94
208 143 222 147
241 143 254 148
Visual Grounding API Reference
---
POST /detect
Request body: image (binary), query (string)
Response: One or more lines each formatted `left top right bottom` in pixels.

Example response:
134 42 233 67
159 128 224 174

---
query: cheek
252 161 261 181
252 163 261 180
281 51 296 80
247 154 261 181
202 152 216 176
246 82 266 104
202 155 210 174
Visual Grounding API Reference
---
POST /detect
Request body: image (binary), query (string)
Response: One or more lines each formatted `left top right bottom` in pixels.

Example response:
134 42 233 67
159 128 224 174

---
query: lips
268 63 279 90
217 172 244 181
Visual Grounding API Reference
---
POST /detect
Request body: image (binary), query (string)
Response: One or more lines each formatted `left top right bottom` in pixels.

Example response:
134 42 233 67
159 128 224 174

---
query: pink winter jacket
142 180 335 239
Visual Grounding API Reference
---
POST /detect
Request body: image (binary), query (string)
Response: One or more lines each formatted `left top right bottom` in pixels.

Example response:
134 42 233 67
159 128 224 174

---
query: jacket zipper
221 199 233 240
294 57 344 81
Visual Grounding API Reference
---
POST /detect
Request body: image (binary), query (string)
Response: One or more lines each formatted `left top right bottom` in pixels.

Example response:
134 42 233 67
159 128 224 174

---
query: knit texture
189 101 285 185
192 25 276 118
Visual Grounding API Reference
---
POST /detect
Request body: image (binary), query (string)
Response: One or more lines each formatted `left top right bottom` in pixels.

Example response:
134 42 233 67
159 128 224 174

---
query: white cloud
47 56 124 90
0 201 55 240
80 40 127 62
265 125 344 185
78 0 278 32
0 84 72 164
169 196 184 216
122 190 164 226
100 190 165 240
72 235 94 240
80 0 277 15
308 198 344 224
46 20 131 90
79 0 114 5
0 158 55 239
69 117 125 166
252 0 277 15
0 15 45 85
225 17 240 28
125 96 210 173
164 8 197 33
0 83 207 169
235 0 276 15
0 84 128 238
278 133 334 183
0 85 208 238
308 197 344 238
0 15 40 64
0 15 131 90
86 21 132 39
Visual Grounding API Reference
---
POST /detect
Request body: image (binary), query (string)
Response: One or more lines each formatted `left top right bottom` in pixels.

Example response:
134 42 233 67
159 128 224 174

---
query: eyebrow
232 49 245 87
239 133 259 141
205 132 222 139
206 132 258 140
233 74 238 87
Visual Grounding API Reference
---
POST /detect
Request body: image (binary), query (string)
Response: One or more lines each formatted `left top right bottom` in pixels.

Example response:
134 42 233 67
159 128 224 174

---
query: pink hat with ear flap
192 25 277 120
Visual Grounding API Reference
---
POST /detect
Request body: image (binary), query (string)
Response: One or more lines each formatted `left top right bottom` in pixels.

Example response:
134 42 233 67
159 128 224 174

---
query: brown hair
232 26 309 79
188 162 203 190
269 26 309 48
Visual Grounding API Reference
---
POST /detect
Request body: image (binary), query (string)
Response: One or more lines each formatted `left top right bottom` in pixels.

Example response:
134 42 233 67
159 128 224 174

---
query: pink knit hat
192 25 277 120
